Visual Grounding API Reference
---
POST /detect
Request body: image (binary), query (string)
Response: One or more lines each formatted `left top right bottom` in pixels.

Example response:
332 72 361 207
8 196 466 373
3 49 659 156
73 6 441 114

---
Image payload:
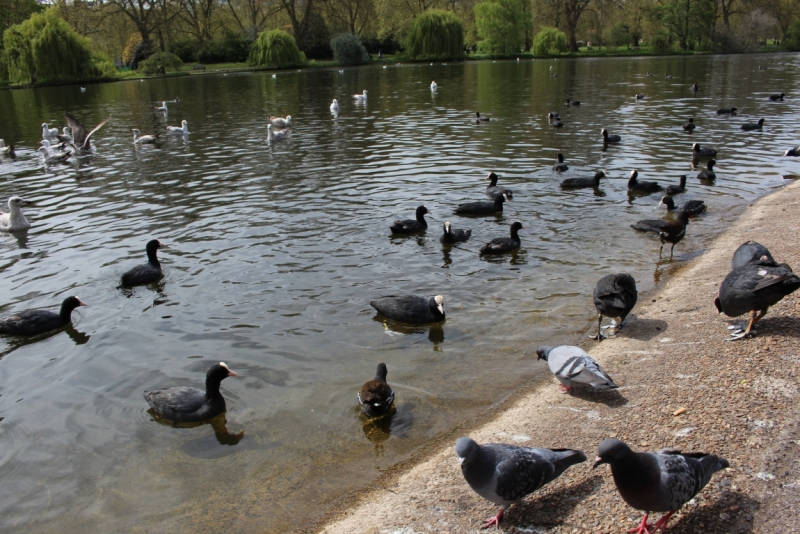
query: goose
0 139 14 156
430 81 437 90
357 363 395 418
475 111 489 122
41 123 59 138
716 107 737 115
659 195 706 216
330 99 339 112
0 196 31 232
120 239 165 287
0 296 87 336
665 175 687 195
741 118 765 131
601 128 621 143
692 143 717 158
627 170 662 193
37 140 70 164
440 221 471 243
155 101 169 112
552 153 568 172
697 159 716 181
269 115 292 127
370 295 445 324
131 129 160 144
66 112 110 152
166 120 190 135
591 273 638 341
144 362 239 423
683 118 696 132
267 124 289 143
390 205 428 234
768 92 785 101
561 170 606 189
480 222 523 255
353 90 368 100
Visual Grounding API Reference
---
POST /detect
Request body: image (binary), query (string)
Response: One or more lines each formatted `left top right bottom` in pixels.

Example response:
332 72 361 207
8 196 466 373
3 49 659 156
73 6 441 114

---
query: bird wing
493 446 554 502
64 112 87 146
82 116 111 149
144 387 206 416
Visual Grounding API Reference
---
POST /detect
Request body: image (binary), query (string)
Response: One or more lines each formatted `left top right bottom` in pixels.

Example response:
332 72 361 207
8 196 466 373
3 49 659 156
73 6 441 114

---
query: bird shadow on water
371 316 446 351
358 402 415 456
513 475 604 529
0 324 90 360
147 410 248 458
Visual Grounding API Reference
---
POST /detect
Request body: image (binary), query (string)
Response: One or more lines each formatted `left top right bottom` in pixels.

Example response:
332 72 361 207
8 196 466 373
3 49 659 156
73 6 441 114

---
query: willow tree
405 9 464 59
474 0 532 53
3 8 114 84
248 28 305 67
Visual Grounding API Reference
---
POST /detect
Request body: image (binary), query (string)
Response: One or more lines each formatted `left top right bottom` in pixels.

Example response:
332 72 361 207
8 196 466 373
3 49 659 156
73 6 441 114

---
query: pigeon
144 362 238 423
592 273 638 341
692 143 717 158
631 210 691 259
0 196 32 232
593 438 729 534
552 153 568 172
714 259 800 339
484 172 513 200
0 296 87 336
456 437 586 529
536 346 618 392
658 196 706 216
682 118 696 132
480 222 523 255
455 193 509 216
561 171 605 189
664 175 687 195
357 363 395 418
390 205 429 234
627 170 663 193
370 295 445 324
741 118 765 131
65 111 110 152
601 128 621 143
440 221 471 243
731 241 774 269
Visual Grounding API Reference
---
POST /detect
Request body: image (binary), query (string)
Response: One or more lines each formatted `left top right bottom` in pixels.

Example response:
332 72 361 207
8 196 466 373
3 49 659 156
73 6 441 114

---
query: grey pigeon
536 345 617 393
593 438 729 534
456 437 586 529
592 273 637 341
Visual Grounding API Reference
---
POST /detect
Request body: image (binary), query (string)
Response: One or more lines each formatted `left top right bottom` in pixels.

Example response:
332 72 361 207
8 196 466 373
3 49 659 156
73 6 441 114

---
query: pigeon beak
458 456 465 465
592 456 605 469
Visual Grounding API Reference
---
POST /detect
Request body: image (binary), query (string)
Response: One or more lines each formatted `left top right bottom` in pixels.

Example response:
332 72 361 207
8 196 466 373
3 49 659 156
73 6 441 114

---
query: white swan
37 140 71 164
269 115 292 127
267 124 289 143
431 81 437 91
353 90 368 100
132 129 160 144
155 101 168 112
0 196 31 232
0 139 14 156
330 99 339 112
166 120 190 135
42 123 59 138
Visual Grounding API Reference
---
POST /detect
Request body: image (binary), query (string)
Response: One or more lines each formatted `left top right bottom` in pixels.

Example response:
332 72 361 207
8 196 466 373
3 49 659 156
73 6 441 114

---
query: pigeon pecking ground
318 179 800 534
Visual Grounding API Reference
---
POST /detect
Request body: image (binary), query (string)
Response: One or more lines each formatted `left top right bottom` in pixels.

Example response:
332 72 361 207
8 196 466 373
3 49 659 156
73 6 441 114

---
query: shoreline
316 178 800 534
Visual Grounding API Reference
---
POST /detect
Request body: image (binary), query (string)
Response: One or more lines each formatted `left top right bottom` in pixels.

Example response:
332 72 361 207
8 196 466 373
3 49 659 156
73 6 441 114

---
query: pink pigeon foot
627 514 654 534
650 510 677 532
559 385 573 394
481 508 504 529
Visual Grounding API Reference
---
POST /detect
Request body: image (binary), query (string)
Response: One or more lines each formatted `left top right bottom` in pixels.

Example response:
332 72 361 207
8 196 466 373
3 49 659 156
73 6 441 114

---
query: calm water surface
1 53 799 532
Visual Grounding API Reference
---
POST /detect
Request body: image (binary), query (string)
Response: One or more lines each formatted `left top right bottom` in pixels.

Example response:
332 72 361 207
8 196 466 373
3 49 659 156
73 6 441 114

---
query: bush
362 33 401 54
331 33 370 65
405 10 464 60
609 24 632 47
138 52 182 75
197 32 250 64
474 0 531 54
300 11 333 59
3 7 115 84
532 27 567 55
169 40 198 63
650 31 672 51
248 29 305 68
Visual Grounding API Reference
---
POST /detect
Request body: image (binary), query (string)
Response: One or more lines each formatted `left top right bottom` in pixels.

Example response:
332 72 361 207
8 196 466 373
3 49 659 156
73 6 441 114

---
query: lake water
1 53 799 532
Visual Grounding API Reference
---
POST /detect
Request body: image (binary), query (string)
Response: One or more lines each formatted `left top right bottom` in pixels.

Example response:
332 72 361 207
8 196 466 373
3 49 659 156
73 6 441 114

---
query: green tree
405 9 464 59
563 0 592 51
532 26 567 54
248 28 305 67
331 32 370 64
474 0 532 53
3 7 115 84
650 0 715 50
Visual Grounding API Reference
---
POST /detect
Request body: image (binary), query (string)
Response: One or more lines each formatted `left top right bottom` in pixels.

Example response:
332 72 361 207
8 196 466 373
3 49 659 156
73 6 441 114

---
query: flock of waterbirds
2 66 800 532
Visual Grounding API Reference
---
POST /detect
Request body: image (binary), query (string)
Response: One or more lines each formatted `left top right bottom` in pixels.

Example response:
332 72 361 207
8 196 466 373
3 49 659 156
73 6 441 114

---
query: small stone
673 407 687 416
720 512 730 520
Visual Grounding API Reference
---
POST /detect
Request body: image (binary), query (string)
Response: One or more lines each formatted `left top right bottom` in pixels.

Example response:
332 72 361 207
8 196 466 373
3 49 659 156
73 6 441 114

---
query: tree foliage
405 9 464 59
474 0 532 54
248 28 305 67
138 51 182 74
532 26 567 54
784 17 800 49
3 7 115 85
331 32 370 64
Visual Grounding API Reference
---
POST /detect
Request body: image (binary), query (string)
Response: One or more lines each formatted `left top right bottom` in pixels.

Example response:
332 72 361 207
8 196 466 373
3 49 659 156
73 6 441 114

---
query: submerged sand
317 179 800 534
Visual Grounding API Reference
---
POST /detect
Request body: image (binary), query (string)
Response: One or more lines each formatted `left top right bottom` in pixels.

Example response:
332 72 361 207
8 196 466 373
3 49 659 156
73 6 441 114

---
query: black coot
696 159 716 181
659 196 706 216
665 175 687 195
592 274 638 341
566 98 581 106
144 362 238 423
484 172 513 199
390 205 429 234
440 221 471 243
768 92 785 101
784 146 800 157
121 239 164 287
627 170 663 193
741 118 765 131
732 241 774 269
716 107 737 115
692 143 717 158
561 170 605 189
358 363 395 418
475 112 489 122
683 118 696 132
480 222 523 255
370 295 445 324
552 153 568 172
0 296 87 336
601 128 621 143
455 193 509 215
